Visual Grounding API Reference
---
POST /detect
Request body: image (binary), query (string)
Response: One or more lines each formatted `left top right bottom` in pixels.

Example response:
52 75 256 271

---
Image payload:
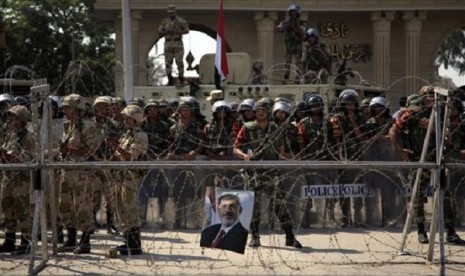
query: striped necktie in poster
211 229 226 248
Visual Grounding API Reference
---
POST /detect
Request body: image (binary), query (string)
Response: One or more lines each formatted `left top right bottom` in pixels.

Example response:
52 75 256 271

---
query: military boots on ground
0 232 16 253
74 231 91 254
58 227 78 252
106 211 119 235
248 234 261 248
417 223 429 244
11 234 30 255
117 228 143 255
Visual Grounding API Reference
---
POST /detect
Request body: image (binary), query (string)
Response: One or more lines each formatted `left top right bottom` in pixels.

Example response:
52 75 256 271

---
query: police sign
301 184 374 198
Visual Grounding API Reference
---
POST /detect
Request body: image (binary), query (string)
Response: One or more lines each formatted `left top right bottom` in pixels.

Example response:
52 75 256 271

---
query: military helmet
360 98 371 108
306 28 319 38
129 97 145 108
177 99 192 110
144 99 159 111
49 95 62 108
157 99 168 107
168 98 179 109
339 89 359 104
238 98 255 112
418 85 434 96
93 96 112 107
121 105 144 123
272 101 291 114
287 4 301 13
13 96 31 108
254 98 270 110
295 101 307 111
0 93 14 105
212 100 232 113
305 94 324 108
167 4 176 13
62 93 86 110
369 96 388 108
7 105 31 124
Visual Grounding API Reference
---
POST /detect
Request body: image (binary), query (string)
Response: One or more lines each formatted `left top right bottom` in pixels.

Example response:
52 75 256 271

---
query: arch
429 21 465 70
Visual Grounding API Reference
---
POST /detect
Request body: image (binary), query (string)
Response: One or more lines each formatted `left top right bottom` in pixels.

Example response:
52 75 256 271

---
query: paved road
1 228 464 275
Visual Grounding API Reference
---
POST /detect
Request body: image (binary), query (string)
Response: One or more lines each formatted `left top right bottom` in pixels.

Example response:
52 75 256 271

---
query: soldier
296 94 335 226
360 98 372 121
233 98 302 249
58 93 99 254
330 89 367 227
291 101 307 125
0 105 35 255
365 97 392 140
158 4 189 87
301 28 332 84
207 90 224 106
0 94 14 144
167 99 206 228
108 105 148 255
140 99 170 226
251 60 267 85
272 101 299 158
92 96 119 235
231 98 255 142
389 87 465 244
276 4 305 84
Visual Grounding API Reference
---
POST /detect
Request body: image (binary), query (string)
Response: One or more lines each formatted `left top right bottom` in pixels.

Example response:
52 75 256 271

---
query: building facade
94 0 465 105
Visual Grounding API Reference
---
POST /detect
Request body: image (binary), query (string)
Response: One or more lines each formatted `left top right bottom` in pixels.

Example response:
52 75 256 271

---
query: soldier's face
6 114 22 130
218 199 240 227
255 108 269 121
179 107 191 119
63 106 78 120
168 11 176 19
113 103 123 115
94 104 110 119
274 110 288 121
146 106 158 117
123 115 136 128
243 109 254 120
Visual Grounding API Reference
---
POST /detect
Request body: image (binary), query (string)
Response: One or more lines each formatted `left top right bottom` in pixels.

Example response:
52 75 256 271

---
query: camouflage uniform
330 90 367 227
233 99 301 248
276 5 305 82
0 105 35 254
113 105 148 255
301 28 332 84
158 5 189 84
59 94 98 254
392 93 465 244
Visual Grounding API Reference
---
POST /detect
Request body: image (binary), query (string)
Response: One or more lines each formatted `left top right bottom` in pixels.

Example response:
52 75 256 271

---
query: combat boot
11 234 30 255
57 225 64 244
167 75 175 86
58 227 77 252
283 226 303 249
118 228 143 255
0 232 16 253
106 211 119 235
74 231 91 254
446 232 465 245
417 223 429 244
248 234 261 248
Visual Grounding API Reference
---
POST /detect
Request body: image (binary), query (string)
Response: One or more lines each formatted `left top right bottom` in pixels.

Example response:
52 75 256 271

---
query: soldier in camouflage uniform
108 105 148 255
301 28 332 84
158 4 189 86
276 4 305 84
390 87 465 244
167 100 206 228
140 99 170 226
272 100 299 158
297 95 335 226
58 94 99 254
330 89 367 227
92 96 119 235
0 105 35 255
233 98 302 249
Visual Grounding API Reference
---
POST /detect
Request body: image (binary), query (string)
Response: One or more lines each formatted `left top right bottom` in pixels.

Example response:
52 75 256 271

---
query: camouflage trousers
59 170 94 232
245 171 293 235
114 171 142 232
164 41 184 77
1 173 32 233
92 170 115 214
284 43 302 79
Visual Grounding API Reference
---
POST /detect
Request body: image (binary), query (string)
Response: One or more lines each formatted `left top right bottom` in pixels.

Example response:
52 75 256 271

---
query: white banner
301 184 374 198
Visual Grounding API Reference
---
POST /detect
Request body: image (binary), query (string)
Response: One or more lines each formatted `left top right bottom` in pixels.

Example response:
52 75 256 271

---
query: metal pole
122 0 133 103
399 103 436 253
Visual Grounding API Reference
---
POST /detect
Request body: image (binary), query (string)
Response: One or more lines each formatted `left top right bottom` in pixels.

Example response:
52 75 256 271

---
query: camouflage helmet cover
7 104 31 124
167 4 176 12
62 93 86 110
93 96 112 107
121 105 144 122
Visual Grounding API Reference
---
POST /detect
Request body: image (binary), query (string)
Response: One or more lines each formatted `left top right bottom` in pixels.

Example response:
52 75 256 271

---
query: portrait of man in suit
200 193 249 254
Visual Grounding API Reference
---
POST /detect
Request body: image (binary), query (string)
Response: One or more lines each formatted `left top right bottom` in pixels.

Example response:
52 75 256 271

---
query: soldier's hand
420 118 429 129
185 151 196 160
400 148 412 161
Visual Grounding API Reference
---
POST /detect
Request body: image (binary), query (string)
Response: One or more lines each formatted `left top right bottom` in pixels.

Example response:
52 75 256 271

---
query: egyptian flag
214 0 229 89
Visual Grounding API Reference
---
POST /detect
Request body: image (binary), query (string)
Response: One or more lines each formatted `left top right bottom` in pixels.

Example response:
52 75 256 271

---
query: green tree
436 28 465 76
0 0 115 96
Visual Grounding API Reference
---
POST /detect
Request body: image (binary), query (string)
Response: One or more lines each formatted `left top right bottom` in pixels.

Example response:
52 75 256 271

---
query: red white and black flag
214 0 229 89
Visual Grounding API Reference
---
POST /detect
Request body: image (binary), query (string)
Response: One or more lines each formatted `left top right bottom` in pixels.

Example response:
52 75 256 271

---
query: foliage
436 28 465 76
0 0 115 96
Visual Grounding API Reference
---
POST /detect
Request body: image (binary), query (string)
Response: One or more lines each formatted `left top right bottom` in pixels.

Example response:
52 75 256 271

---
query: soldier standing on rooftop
158 4 189 87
